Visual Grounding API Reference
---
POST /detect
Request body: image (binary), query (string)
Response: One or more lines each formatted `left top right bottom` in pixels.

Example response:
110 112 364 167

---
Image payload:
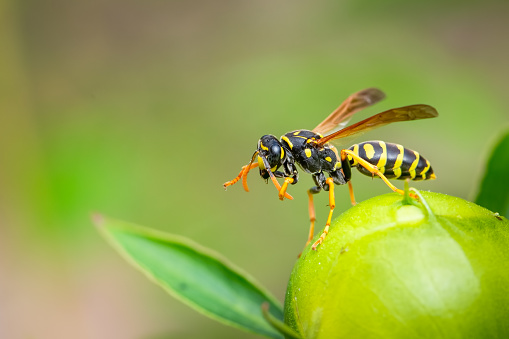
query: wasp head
257 134 285 179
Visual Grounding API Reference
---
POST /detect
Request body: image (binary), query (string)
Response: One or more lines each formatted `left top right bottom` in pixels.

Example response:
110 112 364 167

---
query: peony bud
284 192 509 339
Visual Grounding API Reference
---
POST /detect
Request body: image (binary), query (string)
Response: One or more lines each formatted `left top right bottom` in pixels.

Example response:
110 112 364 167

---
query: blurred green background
2 0 508 338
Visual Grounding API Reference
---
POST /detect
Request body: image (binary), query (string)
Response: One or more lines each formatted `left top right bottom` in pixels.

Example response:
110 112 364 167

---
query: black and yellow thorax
281 130 340 175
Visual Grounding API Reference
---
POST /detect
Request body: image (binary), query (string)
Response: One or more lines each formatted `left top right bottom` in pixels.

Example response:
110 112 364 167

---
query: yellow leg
279 177 294 200
341 149 419 200
348 181 357 205
312 178 335 250
305 189 316 247
265 167 294 200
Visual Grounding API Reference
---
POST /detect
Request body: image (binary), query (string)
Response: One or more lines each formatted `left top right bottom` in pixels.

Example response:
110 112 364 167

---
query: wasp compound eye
258 135 283 168
271 144 281 156
268 144 282 163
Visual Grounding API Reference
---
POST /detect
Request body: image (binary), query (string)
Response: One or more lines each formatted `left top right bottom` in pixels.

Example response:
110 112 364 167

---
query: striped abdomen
347 141 435 181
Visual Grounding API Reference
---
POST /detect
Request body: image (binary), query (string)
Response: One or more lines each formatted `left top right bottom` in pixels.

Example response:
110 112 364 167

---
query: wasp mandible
223 88 437 251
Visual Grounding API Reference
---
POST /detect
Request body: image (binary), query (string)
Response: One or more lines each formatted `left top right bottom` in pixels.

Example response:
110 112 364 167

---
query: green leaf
94 215 284 339
475 129 509 218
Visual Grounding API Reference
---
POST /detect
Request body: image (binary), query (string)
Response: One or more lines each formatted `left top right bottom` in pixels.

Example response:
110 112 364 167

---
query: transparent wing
312 88 386 135
316 104 438 146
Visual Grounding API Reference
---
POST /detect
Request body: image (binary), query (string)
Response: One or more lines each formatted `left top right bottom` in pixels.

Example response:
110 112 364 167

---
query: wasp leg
341 149 418 199
329 167 355 205
312 177 335 250
278 177 294 200
258 154 294 200
335 155 356 205
305 186 321 247
278 174 299 201
348 181 357 205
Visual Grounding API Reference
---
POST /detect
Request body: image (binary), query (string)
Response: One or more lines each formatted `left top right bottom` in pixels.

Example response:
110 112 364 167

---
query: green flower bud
284 192 509 339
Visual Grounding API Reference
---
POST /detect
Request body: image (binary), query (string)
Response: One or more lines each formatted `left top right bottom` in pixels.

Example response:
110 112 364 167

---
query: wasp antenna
241 151 260 192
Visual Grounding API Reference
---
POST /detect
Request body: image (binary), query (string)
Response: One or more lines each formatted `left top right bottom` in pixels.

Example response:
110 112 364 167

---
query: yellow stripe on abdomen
363 143 375 160
394 144 404 169
376 141 387 171
408 150 420 179
348 144 359 165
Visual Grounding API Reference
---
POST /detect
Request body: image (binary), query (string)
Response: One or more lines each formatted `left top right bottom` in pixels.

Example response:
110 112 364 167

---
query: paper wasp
223 88 437 251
